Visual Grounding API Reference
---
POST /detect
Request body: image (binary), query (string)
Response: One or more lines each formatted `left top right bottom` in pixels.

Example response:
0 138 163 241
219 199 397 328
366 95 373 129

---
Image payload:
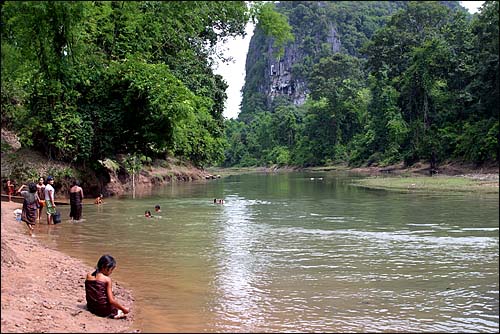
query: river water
35 172 499 332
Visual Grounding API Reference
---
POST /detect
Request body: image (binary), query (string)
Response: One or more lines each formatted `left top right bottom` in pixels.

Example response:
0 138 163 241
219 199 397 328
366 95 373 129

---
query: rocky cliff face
240 1 409 122
266 21 341 106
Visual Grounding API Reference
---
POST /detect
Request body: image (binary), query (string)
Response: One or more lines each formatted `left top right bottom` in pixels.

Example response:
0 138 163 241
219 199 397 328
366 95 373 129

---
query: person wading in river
17 182 40 235
69 179 84 221
36 177 46 221
44 176 56 224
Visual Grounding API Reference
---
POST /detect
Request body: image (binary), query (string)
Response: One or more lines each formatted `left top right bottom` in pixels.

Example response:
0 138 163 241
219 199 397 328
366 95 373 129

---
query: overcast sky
213 23 255 120
215 1 484 120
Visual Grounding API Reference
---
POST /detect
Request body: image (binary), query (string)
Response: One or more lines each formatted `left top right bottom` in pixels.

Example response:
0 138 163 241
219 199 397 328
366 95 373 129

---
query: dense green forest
225 1 499 169
1 1 498 174
1 1 291 172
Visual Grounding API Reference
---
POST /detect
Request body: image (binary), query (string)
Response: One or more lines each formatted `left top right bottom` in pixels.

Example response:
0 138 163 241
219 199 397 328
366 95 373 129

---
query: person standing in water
6 178 15 202
85 254 130 319
17 182 40 235
44 176 56 224
36 177 46 221
69 179 84 221
95 194 103 204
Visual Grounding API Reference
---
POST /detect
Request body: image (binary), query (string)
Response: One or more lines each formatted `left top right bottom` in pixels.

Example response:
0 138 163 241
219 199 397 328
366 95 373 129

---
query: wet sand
1 201 139 333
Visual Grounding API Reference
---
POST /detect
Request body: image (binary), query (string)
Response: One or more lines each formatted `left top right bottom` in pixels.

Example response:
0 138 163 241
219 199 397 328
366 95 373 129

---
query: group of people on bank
8 192 128 320
11 176 91 235
14 176 57 234
4 177 130 320
8 177 129 319
8 177 226 320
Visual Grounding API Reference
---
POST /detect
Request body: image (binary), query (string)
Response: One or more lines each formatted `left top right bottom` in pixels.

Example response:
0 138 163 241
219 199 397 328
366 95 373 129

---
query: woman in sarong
69 179 84 221
17 182 40 235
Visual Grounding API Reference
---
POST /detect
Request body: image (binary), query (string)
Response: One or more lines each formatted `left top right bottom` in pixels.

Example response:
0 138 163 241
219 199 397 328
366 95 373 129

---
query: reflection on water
213 195 264 331
35 172 499 333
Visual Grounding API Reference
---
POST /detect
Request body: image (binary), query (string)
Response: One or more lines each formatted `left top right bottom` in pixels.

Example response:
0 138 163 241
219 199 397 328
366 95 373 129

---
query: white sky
214 23 255 119
215 1 484 120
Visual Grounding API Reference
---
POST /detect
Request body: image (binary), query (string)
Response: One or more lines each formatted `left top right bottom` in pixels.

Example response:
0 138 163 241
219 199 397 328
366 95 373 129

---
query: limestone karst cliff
239 1 463 123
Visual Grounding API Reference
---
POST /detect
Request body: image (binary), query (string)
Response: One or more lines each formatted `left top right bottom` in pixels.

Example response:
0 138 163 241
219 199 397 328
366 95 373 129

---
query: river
35 172 499 332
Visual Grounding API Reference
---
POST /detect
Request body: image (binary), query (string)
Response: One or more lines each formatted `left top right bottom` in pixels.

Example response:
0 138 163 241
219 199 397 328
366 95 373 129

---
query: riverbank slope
1 201 139 333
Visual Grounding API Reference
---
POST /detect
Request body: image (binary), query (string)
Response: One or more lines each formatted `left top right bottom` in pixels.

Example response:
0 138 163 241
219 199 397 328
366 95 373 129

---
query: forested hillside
1 1 291 174
225 1 499 169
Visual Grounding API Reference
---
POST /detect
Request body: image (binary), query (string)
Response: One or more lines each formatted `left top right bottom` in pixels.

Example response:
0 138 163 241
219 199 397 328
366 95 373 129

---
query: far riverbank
352 173 498 193
208 161 498 193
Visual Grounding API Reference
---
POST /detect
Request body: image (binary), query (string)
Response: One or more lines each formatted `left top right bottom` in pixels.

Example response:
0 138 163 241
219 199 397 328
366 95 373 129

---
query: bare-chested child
95 194 103 205
6 178 15 202
36 177 45 221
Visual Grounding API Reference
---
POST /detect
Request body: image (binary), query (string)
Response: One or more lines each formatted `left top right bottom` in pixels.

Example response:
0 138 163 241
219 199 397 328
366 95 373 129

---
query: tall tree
1 1 293 168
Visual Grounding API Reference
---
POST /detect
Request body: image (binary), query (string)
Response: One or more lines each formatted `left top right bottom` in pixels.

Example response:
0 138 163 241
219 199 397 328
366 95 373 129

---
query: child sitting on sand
85 254 130 319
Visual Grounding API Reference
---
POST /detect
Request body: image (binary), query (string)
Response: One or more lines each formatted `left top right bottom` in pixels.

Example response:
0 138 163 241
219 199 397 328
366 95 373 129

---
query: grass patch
304 165 350 172
353 175 498 194
207 167 264 177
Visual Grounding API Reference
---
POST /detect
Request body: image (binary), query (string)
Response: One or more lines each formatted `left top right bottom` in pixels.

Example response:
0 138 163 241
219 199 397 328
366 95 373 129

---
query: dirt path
1 201 139 333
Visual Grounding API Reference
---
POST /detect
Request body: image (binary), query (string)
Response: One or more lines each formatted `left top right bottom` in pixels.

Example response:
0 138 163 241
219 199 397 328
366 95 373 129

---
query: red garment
85 279 118 317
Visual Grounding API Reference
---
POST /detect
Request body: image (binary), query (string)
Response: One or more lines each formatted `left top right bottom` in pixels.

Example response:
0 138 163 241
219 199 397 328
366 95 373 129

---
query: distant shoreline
352 174 498 193
208 162 499 194
209 161 499 177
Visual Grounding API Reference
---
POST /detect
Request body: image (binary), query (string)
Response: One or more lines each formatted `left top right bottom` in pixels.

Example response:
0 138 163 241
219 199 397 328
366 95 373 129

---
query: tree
2 1 294 169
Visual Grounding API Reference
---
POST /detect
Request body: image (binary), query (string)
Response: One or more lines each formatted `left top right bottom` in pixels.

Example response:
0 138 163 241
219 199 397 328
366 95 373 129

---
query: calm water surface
36 172 499 332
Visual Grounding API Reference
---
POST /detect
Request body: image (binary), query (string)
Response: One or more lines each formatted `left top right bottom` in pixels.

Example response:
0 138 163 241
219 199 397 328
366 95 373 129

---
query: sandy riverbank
1 201 139 333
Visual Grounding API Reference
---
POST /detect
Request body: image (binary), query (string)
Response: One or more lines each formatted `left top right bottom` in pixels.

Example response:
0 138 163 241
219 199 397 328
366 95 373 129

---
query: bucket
53 211 62 224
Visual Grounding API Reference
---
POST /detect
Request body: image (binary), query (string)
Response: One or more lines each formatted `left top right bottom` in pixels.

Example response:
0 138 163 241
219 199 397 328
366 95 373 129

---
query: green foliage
467 1 499 125
122 154 143 175
241 0 406 125
222 119 247 167
455 119 499 163
8 162 40 183
98 158 120 173
265 146 290 166
3 1 497 171
1 141 13 154
359 0 497 167
2 1 281 170
254 2 294 58
301 53 368 164
227 1 498 169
